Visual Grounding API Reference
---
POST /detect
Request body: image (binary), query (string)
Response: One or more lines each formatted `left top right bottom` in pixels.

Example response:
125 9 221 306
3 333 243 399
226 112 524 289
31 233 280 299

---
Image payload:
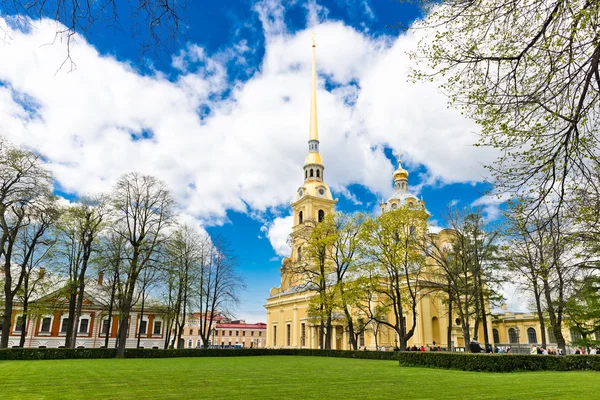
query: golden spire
309 32 318 142
304 33 322 166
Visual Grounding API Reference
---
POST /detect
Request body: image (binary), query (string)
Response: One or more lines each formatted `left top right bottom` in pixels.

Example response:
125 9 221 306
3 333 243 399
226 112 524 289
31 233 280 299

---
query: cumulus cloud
262 216 293 257
0 1 496 256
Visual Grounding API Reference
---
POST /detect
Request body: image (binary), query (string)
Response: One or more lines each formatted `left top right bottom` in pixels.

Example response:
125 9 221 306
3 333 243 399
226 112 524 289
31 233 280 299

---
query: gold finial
309 33 318 142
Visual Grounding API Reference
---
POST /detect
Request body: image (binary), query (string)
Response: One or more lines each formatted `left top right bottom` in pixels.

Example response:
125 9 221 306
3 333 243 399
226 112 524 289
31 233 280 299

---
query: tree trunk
324 314 332 350
64 287 77 347
116 283 135 358
104 275 117 349
533 288 547 347
447 291 453 351
136 289 146 348
18 299 28 348
478 273 490 348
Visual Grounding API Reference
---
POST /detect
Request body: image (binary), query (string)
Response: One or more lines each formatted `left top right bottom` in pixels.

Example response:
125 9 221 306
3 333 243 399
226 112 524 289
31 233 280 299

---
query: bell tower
280 35 337 290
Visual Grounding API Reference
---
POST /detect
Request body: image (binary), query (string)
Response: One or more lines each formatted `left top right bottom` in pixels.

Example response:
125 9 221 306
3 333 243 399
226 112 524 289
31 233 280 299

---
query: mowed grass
1 356 599 400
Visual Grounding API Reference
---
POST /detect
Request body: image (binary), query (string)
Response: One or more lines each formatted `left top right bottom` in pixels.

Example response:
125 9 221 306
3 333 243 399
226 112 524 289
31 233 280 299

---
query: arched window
508 328 518 343
297 246 302 261
305 170 308 179
527 327 537 344
318 210 325 223
493 329 500 344
547 328 556 343
310 169 314 177
299 211 303 224
570 328 582 342
316 169 320 178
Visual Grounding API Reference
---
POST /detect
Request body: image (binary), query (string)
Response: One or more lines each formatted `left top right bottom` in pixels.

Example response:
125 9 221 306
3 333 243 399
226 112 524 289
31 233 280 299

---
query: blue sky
0 0 515 322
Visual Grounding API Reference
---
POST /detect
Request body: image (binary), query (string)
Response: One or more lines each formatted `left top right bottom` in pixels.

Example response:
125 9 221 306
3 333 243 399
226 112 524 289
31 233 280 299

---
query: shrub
0 348 116 360
397 352 600 372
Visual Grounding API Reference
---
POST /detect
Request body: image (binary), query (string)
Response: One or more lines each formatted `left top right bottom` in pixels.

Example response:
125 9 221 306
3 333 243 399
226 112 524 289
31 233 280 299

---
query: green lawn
0 356 598 400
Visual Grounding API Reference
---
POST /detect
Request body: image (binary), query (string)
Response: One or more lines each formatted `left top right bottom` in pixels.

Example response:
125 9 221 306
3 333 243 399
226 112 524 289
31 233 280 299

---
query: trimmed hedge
2 347 599 373
0 348 117 360
397 352 600 372
0 347 399 361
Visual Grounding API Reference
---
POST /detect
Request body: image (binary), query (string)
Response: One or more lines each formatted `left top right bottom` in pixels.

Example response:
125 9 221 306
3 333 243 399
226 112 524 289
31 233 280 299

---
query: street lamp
515 327 520 354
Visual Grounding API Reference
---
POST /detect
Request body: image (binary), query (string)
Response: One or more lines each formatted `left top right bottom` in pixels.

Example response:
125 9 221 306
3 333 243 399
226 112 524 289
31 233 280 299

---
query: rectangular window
60 318 69 333
251 331 254 337
259 331 262 337
139 320 147 335
286 324 291 346
242 331 245 336
222 330 225 336
101 319 111 335
301 323 306 347
40 317 52 333
236 330 239 336
14 315 25 332
189 329 193 335
153 321 162 335
79 319 89 334
359 331 365 347
229 330 232 336
273 325 277 346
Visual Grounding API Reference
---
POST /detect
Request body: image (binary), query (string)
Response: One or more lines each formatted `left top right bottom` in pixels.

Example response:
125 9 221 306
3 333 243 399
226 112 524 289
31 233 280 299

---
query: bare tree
411 0 600 216
111 173 173 357
54 196 108 347
14 201 59 347
0 0 188 68
0 139 53 348
196 236 244 349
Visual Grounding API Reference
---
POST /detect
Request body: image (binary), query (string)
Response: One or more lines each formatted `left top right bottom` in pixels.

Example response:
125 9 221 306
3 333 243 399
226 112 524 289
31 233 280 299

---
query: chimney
97 272 104 285
38 267 46 280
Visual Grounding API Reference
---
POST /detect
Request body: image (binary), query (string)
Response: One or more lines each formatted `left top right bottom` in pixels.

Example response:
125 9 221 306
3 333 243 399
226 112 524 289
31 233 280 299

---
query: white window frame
137 316 150 337
78 314 91 335
13 314 26 333
59 314 70 335
38 315 54 335
99 316 113 337
152 319 162 336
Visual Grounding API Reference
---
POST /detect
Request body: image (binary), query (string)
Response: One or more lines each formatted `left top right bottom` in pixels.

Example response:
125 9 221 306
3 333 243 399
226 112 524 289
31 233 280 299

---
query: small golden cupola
381 155 424 213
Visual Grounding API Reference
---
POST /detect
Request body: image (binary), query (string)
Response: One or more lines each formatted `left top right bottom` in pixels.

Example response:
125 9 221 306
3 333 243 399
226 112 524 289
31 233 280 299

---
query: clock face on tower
318 188 325 195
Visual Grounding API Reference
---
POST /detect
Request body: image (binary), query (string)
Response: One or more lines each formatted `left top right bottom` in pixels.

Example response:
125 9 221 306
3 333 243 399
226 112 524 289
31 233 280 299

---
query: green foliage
3 348 600 373
398 352 600 373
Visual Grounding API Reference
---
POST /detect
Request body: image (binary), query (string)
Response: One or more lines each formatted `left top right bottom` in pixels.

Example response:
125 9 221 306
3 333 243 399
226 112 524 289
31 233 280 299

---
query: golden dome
305 152 323 165
393 159 408 180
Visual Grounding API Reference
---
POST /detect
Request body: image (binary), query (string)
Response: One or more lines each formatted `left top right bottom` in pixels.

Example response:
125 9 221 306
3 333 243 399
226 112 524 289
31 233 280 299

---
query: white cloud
0 3 497 256
263 215 293 257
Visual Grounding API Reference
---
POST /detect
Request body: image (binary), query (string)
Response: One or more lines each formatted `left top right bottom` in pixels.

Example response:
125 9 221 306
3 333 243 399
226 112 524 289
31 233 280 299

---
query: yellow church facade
264 40 495 351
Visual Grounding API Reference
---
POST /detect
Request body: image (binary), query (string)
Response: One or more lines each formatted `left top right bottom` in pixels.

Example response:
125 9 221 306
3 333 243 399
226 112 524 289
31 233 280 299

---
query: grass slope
0 356 598 399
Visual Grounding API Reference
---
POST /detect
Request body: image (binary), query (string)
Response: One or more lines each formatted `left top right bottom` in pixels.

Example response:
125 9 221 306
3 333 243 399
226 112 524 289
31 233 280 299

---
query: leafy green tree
288 215 336 349
424 207 500 351
323 213 366 350
563 277 600 350
360 205 429 351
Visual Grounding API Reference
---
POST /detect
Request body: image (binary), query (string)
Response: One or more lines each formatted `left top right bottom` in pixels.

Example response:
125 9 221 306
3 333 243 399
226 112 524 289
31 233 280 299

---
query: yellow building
264 40 496 351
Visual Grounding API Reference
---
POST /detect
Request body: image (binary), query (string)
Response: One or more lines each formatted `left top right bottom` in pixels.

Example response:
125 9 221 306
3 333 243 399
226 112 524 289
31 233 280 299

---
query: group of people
528 345 564 355
405 345 444 352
